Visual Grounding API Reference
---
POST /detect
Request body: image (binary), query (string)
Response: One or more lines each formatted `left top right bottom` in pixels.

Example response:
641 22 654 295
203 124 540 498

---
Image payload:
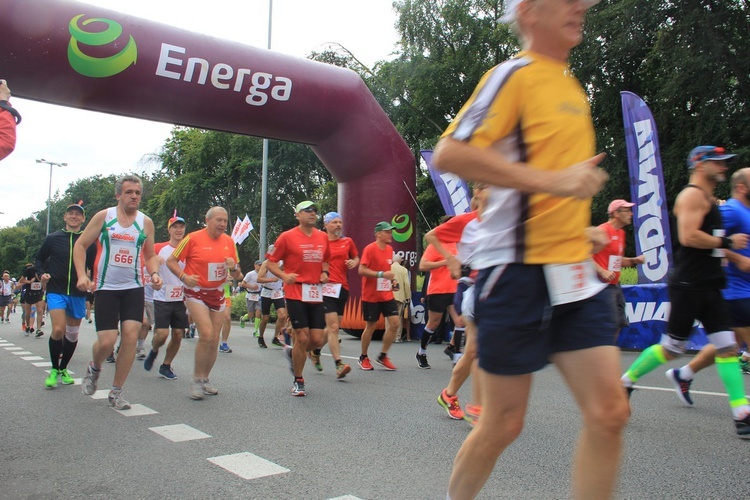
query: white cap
500 0 600 23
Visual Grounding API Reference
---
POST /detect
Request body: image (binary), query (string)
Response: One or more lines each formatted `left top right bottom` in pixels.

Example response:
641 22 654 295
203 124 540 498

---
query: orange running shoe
438 388 465 420
376 355 397 371
358 356 374 371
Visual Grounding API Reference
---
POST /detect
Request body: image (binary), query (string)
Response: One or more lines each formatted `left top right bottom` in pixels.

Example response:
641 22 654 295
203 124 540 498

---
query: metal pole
36 159 67 235
46 163 52 235
259 0 273 260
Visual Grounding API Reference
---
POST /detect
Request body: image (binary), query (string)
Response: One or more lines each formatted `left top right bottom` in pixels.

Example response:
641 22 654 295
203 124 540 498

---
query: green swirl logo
68 14 137 78
391 214 413 242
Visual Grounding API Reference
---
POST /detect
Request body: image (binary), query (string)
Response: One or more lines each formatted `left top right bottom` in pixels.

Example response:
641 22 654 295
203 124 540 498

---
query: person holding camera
0 79 21 161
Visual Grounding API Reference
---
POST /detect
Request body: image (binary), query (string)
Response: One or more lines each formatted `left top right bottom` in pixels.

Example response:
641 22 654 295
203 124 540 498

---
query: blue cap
687 146 737 169
323 212 342 224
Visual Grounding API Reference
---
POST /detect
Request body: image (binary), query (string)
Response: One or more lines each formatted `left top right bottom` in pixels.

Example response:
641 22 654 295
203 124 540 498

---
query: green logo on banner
391 214 413 242
68 14 137 78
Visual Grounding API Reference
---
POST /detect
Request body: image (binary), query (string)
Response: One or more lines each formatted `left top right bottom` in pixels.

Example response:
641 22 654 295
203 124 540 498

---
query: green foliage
619 267 639 286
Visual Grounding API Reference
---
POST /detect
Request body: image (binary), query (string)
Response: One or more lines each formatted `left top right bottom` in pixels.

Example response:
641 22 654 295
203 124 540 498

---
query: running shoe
437 388 465 420
253 329 259 338
136 346 146 359
665 368 694 406
740 358 750 375
258 338 268 348
376 355 397 371
271 337 284 347
202 379 219 395
284 345 294 375
189 324 196 338
59 369 75 385
143 350 158 371
452 352 463 367
82 364 99 395
416 352 430 369
394 336 402 343
292 378 306 397
239 315 246 328
158 364 177 380
358 356 374 371
190 379 205 400
35 330 44 338
735 413 750 436
23 327 29 337
336 363 351 380
444 344 455 359
309 351 323 372
108 390 131 410
105 351 116 363
45 368 59 389
219 343 232 353
87 318 93 324
465 404 482 419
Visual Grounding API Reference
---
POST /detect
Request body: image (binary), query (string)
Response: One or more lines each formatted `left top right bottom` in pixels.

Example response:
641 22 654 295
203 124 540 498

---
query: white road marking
5 347 23 350
328 496 365 500
12 351 33 355
207 452 290 480
112 404 158 416
21 356 44 361
634 385 749 399
32 362 53 367
90 390 109 400
149 424 211 442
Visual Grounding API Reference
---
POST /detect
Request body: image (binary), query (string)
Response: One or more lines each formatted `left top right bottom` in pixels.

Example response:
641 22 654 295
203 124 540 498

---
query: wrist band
377 271 383 278
179 273 186 282
721 236 733 249
322 270 329 275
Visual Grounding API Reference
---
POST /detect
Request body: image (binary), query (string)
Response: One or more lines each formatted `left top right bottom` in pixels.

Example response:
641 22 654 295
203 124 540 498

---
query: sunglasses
301 207 318 213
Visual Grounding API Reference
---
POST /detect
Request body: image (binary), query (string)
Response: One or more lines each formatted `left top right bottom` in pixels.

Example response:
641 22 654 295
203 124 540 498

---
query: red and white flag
231 217 243 243
236 214 254 245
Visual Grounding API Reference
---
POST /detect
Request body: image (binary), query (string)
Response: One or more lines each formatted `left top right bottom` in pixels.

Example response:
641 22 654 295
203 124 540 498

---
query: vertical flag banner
620 91 672 284
237 214 253 245
421 150 472 216
231 217 242 244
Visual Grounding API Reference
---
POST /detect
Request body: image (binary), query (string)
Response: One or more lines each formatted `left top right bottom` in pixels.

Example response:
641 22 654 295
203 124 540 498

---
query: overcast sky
2 0 400 228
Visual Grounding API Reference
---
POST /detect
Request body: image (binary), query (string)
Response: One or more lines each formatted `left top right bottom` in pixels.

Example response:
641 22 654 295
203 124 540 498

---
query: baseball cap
323 212 342 224
607 199 635 214
687 146 737 169
66 203 84 214
254 260 262 266
501 0 600 23
294 200 318 213
168 216 185 228
374 221 394 232
392 252 403 262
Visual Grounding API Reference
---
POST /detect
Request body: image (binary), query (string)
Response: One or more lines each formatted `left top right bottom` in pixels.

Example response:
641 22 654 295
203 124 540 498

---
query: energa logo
391 214 413 243
68 15 137 78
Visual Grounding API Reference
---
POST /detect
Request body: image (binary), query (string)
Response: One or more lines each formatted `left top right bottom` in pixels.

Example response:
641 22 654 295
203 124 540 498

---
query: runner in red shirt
267 201 331 397
417 235 463 369
357 221 400 371
167 207 243 400
592 199 645 337
320 211 358 379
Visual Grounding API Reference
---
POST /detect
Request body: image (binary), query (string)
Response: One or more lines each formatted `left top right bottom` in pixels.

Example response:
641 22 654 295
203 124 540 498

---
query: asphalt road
0 316 748 499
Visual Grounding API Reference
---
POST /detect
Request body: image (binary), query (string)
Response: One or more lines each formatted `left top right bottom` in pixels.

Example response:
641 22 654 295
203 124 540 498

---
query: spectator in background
391 253 411 342
0 79 21 161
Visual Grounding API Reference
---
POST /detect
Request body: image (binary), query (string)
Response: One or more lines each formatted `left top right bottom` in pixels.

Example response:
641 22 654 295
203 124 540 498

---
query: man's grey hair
206 206 228 220
115 174 143 195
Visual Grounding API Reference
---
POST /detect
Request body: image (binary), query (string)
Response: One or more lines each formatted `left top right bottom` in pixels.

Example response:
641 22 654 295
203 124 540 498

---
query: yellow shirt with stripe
443 50 596 267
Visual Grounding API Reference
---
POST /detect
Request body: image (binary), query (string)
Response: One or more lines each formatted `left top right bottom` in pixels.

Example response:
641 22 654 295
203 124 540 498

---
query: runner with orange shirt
266 201 331 397
166 206 243 400
357 221 400 371
318 211 358 379
416 235 463 369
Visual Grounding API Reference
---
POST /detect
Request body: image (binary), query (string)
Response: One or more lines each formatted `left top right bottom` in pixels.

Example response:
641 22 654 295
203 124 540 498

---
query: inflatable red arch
1 0 416 330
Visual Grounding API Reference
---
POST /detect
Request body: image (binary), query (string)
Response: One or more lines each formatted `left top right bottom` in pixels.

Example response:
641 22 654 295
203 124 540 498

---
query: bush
620 267 638 285
230 291 277 322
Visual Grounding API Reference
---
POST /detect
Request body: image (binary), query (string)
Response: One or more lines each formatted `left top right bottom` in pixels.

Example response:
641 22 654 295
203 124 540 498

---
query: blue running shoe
666 368 693 406
158 364 177 380
143 350 158 371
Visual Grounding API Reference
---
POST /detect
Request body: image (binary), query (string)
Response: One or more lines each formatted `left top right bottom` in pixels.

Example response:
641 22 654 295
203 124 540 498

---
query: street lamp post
36 158 67 235
259 0 273 261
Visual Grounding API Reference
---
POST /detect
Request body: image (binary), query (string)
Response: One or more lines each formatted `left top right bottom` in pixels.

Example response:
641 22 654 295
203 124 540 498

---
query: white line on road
634 385 749 399
150 424 211 442
207 452 289 480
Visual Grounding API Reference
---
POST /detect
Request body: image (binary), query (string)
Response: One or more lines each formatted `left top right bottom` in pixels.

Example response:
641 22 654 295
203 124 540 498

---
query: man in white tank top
73 175 162 410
